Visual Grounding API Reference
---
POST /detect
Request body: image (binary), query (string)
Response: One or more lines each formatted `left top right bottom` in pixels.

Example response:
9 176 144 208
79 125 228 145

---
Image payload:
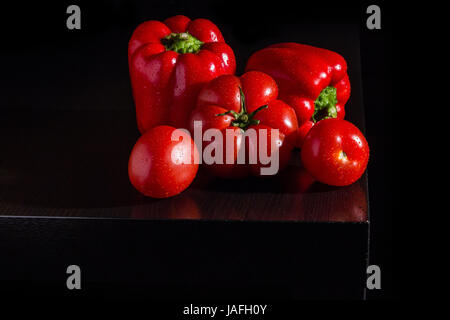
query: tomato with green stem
189 71 297 178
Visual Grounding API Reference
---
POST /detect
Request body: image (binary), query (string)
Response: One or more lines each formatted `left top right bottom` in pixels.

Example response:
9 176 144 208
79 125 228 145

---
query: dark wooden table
0 109 368 222
0 19 370 300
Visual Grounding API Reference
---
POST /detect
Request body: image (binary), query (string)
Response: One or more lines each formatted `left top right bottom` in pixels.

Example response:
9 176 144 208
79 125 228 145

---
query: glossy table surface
0 109 368 222
0 23 368 222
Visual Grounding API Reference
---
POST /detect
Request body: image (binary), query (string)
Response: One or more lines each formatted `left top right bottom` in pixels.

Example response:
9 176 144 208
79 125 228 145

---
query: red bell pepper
245 43 351 146
128 15 236 133
189 71 297 178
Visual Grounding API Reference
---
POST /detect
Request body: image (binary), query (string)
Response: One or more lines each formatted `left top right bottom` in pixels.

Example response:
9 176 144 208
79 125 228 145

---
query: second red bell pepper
245 43 351 146
128 15 236 133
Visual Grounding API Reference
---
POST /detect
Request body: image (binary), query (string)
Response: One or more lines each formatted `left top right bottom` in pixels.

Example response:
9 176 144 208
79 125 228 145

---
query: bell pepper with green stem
128 15 236 133
245 43 351 146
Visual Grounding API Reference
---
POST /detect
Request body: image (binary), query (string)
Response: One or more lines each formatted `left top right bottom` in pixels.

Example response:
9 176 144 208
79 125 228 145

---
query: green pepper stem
161 32 204 54
312 86 338 122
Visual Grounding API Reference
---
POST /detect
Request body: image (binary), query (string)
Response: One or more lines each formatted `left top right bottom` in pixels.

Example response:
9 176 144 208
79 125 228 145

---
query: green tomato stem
215 87 268 130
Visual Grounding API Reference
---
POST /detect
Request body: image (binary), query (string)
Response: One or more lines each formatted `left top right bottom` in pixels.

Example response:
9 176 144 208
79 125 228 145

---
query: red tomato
296 120 314 147
246 124 291 176
301 119 369 186
202 126 249 179
189 71 297 178
128 126 199 198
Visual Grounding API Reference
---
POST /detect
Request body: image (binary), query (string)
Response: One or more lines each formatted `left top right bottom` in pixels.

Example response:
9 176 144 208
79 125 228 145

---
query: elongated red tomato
301 119 369 186
128 126 199 198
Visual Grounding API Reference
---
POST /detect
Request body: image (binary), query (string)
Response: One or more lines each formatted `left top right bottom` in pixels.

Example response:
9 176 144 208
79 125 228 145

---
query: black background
0 0 392 301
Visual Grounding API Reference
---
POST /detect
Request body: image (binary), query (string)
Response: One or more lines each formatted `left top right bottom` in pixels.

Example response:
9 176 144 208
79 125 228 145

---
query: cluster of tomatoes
128 70 369 199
